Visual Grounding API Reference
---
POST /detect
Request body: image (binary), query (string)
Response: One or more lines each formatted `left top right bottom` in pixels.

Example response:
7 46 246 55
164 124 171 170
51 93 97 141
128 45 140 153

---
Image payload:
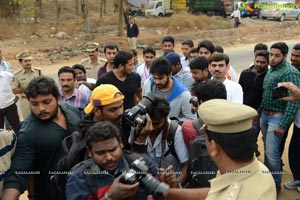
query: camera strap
160 120 179 168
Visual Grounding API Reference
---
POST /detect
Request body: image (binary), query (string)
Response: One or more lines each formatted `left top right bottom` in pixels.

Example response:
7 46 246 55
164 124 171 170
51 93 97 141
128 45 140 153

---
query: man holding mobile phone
256 42 300 198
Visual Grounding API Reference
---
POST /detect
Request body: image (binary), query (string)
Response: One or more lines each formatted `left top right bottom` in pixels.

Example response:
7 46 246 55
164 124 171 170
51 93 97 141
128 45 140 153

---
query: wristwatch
104 193 112 200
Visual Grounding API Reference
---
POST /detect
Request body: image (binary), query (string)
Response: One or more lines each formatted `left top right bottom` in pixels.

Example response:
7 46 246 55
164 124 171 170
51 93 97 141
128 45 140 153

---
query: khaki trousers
128 37 137 50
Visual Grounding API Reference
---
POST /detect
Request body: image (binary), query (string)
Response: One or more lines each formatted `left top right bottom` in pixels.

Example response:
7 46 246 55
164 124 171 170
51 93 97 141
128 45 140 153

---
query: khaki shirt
206 158 276 200
11 67 42 96
80 56 106 79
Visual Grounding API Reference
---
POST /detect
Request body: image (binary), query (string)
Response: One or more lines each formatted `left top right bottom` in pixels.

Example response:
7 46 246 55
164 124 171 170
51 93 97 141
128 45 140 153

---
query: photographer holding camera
83 84 152 152
128 96 189 187
66 121 161 200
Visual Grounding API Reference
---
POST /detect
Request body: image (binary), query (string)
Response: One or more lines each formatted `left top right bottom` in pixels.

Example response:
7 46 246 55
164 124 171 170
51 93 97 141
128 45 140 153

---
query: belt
263 109 284 115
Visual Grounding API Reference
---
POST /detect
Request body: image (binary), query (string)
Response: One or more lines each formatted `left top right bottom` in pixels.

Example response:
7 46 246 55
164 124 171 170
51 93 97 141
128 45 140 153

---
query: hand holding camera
106 175 140 200
120 157 170 200
159 165 177 188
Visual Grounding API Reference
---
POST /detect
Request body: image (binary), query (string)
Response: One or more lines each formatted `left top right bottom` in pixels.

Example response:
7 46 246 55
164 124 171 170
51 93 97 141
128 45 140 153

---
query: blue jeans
260 112 284 187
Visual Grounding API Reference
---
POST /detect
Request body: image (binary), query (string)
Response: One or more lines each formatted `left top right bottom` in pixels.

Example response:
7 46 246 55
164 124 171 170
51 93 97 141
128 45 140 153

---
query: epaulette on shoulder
80 58 89 64
32 67 42 71
14 68 23 75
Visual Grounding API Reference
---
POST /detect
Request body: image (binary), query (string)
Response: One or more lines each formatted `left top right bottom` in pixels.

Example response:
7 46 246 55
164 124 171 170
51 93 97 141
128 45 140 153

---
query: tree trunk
54 0 62 33
123 0 129 26
34 0 43 23
81 0 88 19
100 0 104 19
118 0 123 36
75 0 80 15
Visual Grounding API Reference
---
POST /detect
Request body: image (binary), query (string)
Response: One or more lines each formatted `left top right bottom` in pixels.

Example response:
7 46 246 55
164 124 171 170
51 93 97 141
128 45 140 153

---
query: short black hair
214 45 224 53
271 42 289 55
189 56 208 70
189 48 199 55
24 76 59 99
162 36 175 45
206 128 257 163
72 64 86 74
130 49 138 56
198 40 214 54
86 121 121 149
255 50 269 62
254 43 268 52
150 56 172 76
58 66 76 79
192 80 227 102
143 46 156 56
104 42 119 54
293 43 300 51
113 51 134 69
181 39 194 48
148 97 170 120
209 53 230 65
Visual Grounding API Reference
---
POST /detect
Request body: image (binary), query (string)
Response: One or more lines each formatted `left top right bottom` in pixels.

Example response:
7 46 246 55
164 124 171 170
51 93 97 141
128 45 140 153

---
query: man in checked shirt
256 42 300 198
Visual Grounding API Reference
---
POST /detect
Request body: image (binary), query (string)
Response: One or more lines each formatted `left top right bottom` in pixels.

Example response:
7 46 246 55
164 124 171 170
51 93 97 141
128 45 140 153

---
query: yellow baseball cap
198 99 257 133
84 84 124 114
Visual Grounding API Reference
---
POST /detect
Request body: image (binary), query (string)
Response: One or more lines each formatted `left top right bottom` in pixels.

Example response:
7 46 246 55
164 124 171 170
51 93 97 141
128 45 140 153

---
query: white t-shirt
223 78 243 104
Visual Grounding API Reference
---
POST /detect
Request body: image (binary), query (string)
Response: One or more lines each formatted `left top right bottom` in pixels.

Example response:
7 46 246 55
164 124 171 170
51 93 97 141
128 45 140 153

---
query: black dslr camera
124 93 156 127
120 157 169 200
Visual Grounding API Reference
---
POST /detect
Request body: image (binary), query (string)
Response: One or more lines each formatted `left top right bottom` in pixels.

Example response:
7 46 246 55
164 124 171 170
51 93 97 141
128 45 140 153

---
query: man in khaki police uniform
163 99 276 200
80 42 106 79
11 50 42 119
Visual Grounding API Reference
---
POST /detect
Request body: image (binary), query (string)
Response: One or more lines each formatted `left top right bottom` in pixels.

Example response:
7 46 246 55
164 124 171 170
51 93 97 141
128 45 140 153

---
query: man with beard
239 50 269 140
11 50 42 119
58 66 89 113
143 56 196 122
83 84 152 151
97 42 119 78
2 76 81 200
257 42 300 197
95 50 141 110
80 42 106 79
208 53 243 104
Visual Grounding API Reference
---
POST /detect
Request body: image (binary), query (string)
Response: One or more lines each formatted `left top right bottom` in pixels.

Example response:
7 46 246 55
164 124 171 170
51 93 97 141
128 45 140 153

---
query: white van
259 1 300 21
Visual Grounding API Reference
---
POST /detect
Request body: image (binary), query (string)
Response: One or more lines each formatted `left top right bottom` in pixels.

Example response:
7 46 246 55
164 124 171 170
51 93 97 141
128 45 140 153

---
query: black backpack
50 131 98 200
186 119 218 188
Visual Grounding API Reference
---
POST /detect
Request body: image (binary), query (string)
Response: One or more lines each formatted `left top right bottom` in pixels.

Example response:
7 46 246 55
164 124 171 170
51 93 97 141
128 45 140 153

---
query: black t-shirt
95 71 141 110
239 66 267 109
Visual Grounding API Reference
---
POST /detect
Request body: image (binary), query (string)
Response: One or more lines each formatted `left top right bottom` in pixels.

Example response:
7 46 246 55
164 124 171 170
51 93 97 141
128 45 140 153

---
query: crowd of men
0 35 300 200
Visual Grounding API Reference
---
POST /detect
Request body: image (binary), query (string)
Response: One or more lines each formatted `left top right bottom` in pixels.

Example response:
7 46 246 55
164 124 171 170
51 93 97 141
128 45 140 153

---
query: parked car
259 1 300 21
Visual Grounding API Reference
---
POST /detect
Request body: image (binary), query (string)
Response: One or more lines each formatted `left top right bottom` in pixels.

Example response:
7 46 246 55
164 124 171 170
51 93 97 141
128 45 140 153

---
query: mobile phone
272 87 288 100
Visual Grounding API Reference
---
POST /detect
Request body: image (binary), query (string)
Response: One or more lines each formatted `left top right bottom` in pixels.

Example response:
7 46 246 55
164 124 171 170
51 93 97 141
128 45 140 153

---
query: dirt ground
1 1 300 199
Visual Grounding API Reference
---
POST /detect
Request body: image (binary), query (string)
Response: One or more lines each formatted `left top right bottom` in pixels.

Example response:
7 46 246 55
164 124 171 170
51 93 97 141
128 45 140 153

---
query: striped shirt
258 60 300 130
59 88 89 110
0 60 13 73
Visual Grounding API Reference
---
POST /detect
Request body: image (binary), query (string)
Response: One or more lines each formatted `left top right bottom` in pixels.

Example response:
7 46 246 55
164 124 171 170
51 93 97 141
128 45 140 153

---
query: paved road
226 39 300 74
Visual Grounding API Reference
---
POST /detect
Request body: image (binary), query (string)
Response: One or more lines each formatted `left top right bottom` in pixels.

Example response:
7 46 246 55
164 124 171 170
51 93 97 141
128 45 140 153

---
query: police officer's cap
198 99 257 133
16 50 32 60
85 42 99 52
